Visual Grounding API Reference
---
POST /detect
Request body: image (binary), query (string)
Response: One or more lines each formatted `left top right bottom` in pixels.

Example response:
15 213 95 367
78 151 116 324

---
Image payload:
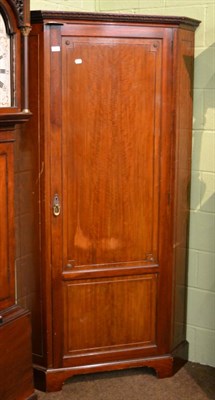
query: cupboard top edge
30 11 200 29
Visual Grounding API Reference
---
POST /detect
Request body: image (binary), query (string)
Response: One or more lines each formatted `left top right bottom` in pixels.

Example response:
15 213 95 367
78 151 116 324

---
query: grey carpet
36 362 215 399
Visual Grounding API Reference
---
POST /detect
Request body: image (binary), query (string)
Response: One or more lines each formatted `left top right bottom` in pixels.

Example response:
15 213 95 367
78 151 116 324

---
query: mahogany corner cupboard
17 11 200 392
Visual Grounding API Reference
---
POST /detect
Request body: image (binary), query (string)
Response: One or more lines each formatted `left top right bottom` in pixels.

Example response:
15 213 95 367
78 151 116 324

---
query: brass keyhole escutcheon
53 194 61 217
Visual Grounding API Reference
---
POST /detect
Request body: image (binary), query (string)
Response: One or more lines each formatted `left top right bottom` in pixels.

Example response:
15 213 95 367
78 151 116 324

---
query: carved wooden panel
8 0 30 27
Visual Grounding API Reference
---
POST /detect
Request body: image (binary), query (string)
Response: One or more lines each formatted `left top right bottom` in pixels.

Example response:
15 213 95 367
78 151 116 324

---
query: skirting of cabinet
33 355 175 392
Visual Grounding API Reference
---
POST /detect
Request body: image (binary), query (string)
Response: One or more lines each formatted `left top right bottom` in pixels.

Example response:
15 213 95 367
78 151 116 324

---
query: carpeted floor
36 362 215 400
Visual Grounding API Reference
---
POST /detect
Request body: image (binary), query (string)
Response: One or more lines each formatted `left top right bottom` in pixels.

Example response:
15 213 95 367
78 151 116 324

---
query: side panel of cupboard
15 25 52 367
17 12 199 391
171 28 195 353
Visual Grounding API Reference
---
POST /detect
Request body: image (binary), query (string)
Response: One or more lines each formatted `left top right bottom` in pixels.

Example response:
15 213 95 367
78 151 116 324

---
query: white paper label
51 46 61 52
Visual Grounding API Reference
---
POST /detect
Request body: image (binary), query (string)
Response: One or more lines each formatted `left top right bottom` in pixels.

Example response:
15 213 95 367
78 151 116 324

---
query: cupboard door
52 35 163 364
0 142 14 311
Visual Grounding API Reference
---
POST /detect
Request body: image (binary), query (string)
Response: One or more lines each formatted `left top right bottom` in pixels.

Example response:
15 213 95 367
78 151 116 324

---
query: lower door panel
63 273 157 366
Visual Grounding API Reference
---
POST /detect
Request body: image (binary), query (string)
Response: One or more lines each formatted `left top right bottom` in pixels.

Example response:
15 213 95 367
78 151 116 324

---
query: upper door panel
61 37 162 269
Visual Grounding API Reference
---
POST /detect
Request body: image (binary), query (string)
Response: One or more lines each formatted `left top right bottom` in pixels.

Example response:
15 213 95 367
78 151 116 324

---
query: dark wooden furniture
0 1 36 399
18 11 200 392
